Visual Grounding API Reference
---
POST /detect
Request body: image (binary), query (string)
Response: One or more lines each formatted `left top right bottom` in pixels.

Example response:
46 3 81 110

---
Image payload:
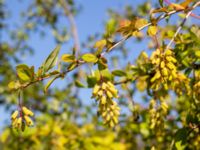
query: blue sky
1 0 200 131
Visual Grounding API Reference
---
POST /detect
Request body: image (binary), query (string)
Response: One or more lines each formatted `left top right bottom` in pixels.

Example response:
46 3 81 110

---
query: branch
17 6 197 90
60 0 80 56
102 9 181 56
164 0 200 19
166 1 200 50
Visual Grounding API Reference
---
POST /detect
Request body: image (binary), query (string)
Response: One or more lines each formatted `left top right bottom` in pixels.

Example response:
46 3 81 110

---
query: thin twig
102 9 180 56
17 7 194 90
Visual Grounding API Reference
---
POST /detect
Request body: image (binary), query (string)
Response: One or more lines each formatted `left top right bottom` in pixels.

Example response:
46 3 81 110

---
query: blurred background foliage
0 0 200 149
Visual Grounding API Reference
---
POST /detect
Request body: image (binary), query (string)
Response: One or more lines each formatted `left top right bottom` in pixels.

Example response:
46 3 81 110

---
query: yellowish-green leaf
152 7 168 13
98 57 108 70
42 45 60 73
67 62 77 71
8 81 20 90
1 129 9 143
82 53 98 63
94 39 107 49
75 80 85 88
147 26 158 36
61 54 75 63
16 64 33 82
195 51 200 58
175 141 186 150
101 69 113 81
87 76 97 88
44 76 58 93
112 70 127 77
135 18 148 29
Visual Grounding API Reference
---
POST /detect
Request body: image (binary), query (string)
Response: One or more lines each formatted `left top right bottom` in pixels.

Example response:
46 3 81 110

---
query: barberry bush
0 0 200 149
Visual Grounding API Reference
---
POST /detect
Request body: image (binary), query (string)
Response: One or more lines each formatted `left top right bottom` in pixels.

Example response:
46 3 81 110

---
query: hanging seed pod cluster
150 49 177 90
11 106 34 131
92 82 120 127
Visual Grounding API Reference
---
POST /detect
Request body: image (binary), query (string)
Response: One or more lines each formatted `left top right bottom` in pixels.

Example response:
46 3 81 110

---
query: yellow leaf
94 39 107 49
152 7 168 13
180 0 193 8
119 19 131 28
61 54 75 63
147 26 158 36
170 3 184 10
82 53 98 63
0 129 9 143
135 18 148 29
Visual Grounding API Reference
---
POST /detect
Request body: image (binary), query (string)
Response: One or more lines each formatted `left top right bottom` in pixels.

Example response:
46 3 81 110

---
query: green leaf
112 70 127 76
42 45 61 73
101 69 113 81
61 54 75 62
105 19 117 37
16 64 33 82
98 57 108 70
49 70 60 75
44 76 58 93
81 53 98 63
75 80 85 88
175 128 188 144
87 76 97 88
67 63 77 71
159 0 163 7
8 81 20 90
175 141 186 150
195 50 200 58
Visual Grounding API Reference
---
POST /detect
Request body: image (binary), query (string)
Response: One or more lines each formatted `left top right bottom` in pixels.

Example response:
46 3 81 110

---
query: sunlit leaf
75 80 85 88
61 54 75 63
67 62 77 71
42 45 61 73
147 26 158 36
87 76 97 88
16 64 33 82
82 53 98 63
112 70 127 77
94 39 107 49
44 76 58 93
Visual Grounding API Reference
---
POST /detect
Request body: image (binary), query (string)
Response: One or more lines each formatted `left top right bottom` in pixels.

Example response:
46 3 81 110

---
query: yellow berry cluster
92 81 120 127
11 106 34 131
171 73 191 96
150 49 177 90
149 99 168 130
